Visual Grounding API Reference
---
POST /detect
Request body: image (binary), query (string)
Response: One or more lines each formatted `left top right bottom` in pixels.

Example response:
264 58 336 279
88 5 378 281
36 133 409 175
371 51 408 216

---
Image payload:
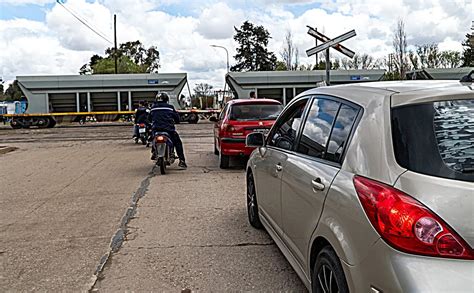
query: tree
439 50 462 68
80 40 160 74
0 83 4 101
3 80 24 101
339 54 379 69
92 56 144 74
231 21 277 72
392 19 409 79
280 30 299 71
416 43 441 68
461 33 474 67
275 61 288 71
408 50 420 70
193 83 214 109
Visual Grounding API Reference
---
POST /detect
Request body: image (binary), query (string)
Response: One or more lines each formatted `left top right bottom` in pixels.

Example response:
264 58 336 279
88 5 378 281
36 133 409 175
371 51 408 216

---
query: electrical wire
56 0 113 44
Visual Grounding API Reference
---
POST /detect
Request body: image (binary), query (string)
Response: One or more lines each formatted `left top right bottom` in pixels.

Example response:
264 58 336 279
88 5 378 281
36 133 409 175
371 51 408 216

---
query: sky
0 0 472 91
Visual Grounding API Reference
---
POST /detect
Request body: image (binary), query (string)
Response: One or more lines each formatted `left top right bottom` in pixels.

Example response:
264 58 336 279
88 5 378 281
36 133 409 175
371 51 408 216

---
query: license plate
139 128 146 133
253 128 269 134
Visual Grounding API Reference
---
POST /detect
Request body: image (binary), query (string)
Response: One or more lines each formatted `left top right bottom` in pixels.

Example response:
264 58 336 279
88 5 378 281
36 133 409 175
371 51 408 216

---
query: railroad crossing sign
306 26 356 85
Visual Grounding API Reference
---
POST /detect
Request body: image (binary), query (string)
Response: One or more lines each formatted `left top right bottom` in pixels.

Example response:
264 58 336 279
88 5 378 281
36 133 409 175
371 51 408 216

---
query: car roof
302 80 473 108
227 98 282 105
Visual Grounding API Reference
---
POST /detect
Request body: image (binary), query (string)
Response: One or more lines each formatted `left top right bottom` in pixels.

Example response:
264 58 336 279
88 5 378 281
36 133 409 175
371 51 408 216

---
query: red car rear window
229 103 282 121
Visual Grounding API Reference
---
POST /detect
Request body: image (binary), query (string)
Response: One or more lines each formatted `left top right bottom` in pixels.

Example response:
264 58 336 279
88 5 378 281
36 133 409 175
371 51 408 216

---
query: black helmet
156 92 170 103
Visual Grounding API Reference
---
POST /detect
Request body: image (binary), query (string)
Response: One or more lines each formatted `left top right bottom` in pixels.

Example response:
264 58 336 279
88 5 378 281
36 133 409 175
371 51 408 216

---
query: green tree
416 43 441 68
275 61 288 71
0 83 4 101
3 80 24 101
440 50 462 68
231 21 277 72
461 33 473 67
80 40 160 74
92 56 144 74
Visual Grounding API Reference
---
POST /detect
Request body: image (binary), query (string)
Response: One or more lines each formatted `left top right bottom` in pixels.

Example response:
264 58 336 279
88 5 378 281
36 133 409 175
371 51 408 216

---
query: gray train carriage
7 73 189 128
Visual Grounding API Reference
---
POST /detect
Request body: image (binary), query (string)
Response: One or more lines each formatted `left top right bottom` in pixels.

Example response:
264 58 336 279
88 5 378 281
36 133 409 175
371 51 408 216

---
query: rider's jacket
135 106 149 124
150 101 180 132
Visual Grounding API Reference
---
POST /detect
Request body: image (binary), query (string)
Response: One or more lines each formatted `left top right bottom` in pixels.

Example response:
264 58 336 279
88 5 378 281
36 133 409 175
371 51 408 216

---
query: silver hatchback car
245 80 474 292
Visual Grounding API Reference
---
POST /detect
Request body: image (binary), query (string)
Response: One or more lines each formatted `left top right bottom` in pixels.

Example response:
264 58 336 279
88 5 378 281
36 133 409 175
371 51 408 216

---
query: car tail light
222 124 243 136
353 175 474 260
139 123 145 128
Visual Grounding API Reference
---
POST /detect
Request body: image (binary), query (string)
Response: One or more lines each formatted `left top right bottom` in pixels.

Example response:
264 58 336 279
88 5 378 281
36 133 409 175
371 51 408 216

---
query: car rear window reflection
229 103 282 121
392 99 474 182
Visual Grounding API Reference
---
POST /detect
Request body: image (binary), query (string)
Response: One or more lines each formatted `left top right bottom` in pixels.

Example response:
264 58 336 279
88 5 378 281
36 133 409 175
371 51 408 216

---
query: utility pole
114 14 118 74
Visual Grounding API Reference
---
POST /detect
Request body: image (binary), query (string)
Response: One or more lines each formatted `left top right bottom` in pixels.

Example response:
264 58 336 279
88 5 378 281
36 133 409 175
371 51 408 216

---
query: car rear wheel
312 246 349 293
246 172 263 229
219 152 229 169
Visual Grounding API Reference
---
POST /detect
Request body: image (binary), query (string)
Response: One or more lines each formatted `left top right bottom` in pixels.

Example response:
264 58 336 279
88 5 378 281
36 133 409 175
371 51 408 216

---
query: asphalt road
0 122 306 291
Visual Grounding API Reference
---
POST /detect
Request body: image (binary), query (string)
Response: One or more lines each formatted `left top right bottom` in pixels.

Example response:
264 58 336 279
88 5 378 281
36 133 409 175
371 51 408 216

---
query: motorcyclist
133 101 150 139
150 92 187 169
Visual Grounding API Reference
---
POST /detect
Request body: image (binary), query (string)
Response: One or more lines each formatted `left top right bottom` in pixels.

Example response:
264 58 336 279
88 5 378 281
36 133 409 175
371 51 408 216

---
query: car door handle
275 163 283 172
311 178 325 191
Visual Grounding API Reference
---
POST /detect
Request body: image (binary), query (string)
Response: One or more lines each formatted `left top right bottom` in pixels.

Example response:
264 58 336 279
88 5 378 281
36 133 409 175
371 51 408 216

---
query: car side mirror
246 132 265 148
209 116 218 123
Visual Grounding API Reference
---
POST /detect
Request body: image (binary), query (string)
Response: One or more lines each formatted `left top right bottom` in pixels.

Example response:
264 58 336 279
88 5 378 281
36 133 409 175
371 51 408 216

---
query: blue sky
0 0 323 21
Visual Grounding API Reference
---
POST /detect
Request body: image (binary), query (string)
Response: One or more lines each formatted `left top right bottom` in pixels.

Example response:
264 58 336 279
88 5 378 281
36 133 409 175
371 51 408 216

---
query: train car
2 73 216 128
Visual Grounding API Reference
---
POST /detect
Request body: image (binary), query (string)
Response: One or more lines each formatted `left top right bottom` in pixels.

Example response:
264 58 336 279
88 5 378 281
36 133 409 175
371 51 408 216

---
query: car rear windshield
392 99 474 182
229 103 283 121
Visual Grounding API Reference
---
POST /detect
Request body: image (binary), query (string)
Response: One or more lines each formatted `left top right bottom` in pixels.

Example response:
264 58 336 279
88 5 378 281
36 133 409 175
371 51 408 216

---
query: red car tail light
139 123 145 128
353 175 474 260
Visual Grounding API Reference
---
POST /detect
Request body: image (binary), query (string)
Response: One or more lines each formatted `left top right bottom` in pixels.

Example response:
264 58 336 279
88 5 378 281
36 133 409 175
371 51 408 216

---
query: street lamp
210 45 229 73
210 45 230 106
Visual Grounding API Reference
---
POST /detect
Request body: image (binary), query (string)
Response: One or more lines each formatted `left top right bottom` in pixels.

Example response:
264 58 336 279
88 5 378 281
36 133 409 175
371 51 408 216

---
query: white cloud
196 2 244 40
0 0 471 93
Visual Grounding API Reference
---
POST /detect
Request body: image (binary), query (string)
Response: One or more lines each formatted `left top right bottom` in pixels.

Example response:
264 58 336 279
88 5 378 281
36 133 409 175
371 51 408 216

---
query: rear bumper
344 238 474 292
220 138 254 156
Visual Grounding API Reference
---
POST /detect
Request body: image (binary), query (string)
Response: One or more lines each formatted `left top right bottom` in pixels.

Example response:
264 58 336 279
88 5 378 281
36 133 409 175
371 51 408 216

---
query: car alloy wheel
312 247 348 293
246 172 263 229
317 264 338 293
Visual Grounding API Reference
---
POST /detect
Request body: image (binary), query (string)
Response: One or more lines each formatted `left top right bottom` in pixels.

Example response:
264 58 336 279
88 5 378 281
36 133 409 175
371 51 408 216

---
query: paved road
0 123 306 291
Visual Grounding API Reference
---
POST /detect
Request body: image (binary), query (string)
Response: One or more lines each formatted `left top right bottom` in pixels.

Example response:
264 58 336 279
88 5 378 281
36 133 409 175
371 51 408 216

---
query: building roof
226 70 386 86
16 73 187 90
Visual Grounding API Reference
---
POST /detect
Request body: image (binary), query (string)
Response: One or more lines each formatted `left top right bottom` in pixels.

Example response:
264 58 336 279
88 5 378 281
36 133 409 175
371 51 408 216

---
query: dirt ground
0 122 305 291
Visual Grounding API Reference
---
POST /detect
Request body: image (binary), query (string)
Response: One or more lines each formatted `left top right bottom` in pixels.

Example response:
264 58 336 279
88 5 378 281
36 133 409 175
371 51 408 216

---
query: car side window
219 104 228 120
296 98 340 159
325 104 359 163
268 98 309 151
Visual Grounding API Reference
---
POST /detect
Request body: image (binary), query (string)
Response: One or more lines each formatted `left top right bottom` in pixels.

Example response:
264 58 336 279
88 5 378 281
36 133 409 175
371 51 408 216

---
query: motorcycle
135 123 149 145
153 132 176 174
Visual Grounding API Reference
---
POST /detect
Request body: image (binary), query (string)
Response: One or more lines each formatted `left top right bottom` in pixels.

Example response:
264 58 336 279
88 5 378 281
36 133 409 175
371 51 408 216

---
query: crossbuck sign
306 26 356 85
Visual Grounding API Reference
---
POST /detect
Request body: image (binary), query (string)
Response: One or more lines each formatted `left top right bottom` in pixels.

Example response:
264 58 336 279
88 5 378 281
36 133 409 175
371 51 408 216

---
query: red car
211 99 283 168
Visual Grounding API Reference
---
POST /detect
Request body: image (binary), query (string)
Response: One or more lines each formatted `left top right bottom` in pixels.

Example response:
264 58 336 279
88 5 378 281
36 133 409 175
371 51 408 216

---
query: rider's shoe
178 160 187 169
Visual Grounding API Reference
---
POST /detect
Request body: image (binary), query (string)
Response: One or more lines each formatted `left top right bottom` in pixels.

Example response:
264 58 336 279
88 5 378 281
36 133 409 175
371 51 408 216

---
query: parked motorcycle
135 123 149 145
153 132 176 174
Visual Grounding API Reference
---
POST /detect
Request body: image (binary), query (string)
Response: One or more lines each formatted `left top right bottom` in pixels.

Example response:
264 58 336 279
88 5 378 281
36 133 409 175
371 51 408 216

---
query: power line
56 0 113 44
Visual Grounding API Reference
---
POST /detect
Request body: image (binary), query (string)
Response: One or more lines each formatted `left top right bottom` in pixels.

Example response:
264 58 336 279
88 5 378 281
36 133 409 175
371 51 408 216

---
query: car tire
219 152 229 169
246 172 263 229
312 246 349 293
